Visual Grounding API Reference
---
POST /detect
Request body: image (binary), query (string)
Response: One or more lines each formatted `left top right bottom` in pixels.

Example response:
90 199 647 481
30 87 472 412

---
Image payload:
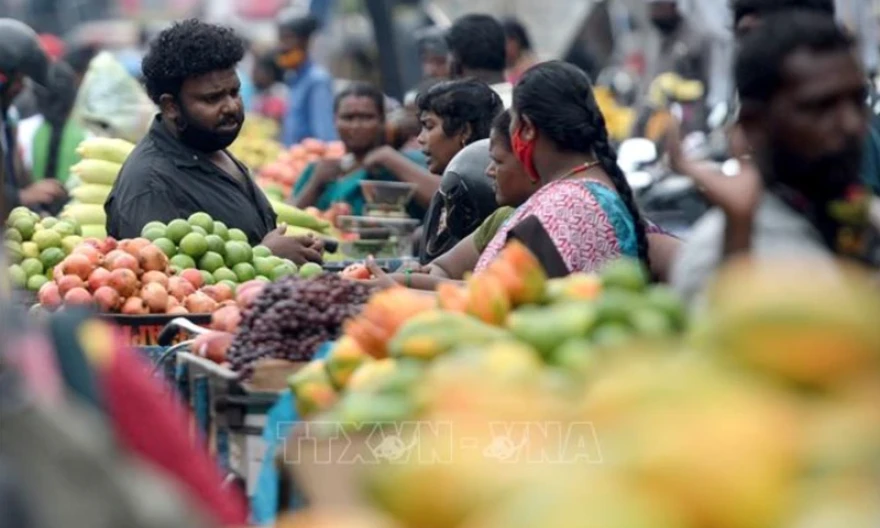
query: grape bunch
227 274 375 375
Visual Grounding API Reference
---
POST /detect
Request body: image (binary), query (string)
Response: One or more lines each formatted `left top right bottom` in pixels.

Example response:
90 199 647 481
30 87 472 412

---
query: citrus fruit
143 221 166 233
205 234 225 256
27 274 49 292
166 219 193 244
298 262 322 278
142 226 166 241
40 217 58 229
8 264 27 288
213 221 229 240
179 232 209 259
192 226 208 236
20 258 44 277
255 276 271 283
13 217 35 241
198 251 225 273
52 220 78 238
601 259 648 292
272 264 296 280
61 235 83 255
153 238 177 258
170 254 197 270
253 245 271 258
218 279 237 293
21 242 39 259
5 228 22 244
200 270 216 286
188 212 214 234
32 229 62 251
213 267 237 283
233 262 256 282
7 206 32 225
253 257 275 277
228 228 248 243
224 241 251 267
5 241 22 264
40 247 65 269
267 256 283 269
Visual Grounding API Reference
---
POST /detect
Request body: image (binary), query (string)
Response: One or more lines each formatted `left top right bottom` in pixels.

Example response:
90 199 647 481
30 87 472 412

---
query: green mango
508 302 598 358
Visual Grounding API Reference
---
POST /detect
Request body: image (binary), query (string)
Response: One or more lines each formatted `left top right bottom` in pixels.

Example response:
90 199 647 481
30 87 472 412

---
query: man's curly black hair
141 19 245 105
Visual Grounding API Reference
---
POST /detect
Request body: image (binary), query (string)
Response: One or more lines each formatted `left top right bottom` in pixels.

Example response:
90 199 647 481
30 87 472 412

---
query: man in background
445 14 512 108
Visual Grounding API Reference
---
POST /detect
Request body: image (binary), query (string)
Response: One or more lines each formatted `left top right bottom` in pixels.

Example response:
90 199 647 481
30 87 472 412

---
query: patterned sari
475 179 642 274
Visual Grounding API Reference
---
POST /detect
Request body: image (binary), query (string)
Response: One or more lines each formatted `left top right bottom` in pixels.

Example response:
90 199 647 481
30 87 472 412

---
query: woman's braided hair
513 61 650 267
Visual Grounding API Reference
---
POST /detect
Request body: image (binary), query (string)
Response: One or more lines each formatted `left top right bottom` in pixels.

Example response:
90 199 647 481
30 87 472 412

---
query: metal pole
365 0 405 101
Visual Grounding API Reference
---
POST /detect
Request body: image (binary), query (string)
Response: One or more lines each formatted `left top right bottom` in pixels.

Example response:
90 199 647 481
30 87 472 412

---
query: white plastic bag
72 52 156 144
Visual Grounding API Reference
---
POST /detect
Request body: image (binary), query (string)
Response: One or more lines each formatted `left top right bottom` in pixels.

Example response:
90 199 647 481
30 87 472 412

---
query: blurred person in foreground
105 20 322 265
672 11 880 307
446 14 512 108
0 19 67 219
277 12 337 146
292 82 430 216
502 17 538 85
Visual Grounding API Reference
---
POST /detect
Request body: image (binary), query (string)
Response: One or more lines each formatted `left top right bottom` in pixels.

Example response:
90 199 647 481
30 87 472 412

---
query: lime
8 264 27 289
255 276 271 283
143 221 166 233
34 223 44 233
52 220 77 239
170 254 197 270
218 279 237 293
40 247 65 269
253 257 275 277
198 251 225 273
142 226 166 241
224 241 252 267
166 219 193 244
5 240 22 264
61 235 83 255
601 258 648 293
200 270 216 286
205 234 225 256
39 217 58 229
191 225 208 236
5 228 22 244
590 323 633 349
272 264 296 280
188 212 214 234
252 245 272 258
213 221 229 240
13 217 35 241
213 267 237 283
228 228 248 243
7 206 33 226
232 262 256 282
179 232 209 259
267 256 283 269
21 242 40 260
20 258 44 278
27 274 49 292
32 229 62 251
153 238 177 258
298 262 322 279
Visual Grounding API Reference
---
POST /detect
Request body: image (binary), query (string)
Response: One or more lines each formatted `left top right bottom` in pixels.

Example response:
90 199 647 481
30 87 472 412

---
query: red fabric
38 34 65 61
99 333 248 526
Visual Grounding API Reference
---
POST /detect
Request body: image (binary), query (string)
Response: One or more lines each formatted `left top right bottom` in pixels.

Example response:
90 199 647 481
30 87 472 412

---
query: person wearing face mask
105 20 322 265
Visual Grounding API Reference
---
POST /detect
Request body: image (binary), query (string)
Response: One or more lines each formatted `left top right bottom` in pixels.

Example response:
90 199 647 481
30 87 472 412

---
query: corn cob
270 199 330 233
76 138 136 164
70 159 123 186
69 184 113 205
61 204 106 226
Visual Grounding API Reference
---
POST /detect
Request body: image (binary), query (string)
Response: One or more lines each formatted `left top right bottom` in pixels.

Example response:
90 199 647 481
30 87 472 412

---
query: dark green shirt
473 206 515 253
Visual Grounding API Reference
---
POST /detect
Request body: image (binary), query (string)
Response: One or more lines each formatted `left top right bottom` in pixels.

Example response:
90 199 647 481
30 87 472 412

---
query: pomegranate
185 291 218 314
138 244 169 273
107 252 140 274
120 238 151 258
107 268 139 298
166 295 181 311
104 249 127 268
73 244 103 266
38 282 62 310
202 284 234 303
167 306 189 315
63 287 93 306
99 237 118 254
52 265 64 282
141 271 169 288
167 276 196 302
235 280 266 309
57 274 86 297
180 268 203 289
219 300 238 308
87 267 111 291
82 238 102 249
61 254 95 281
192 331 233 363
93 286 121 312
211 305 241 333
121 296 149 315
141 282 169 314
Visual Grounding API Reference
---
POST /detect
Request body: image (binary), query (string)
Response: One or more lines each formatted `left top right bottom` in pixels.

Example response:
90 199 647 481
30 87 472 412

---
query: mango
325 336 374 390
388 311 511 361
288 360 338 418
507 302 598 358
601 257 649 292
437 283 470 313
494 241 547 304
465 273 511 326
543 273 603 304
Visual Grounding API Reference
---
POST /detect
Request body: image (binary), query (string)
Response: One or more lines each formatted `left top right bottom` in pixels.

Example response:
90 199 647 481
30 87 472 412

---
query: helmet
0 19 49 88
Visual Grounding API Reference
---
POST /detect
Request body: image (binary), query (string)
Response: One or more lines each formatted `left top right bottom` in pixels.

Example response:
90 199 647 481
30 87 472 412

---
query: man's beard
765 141 864 201
177 104 243 153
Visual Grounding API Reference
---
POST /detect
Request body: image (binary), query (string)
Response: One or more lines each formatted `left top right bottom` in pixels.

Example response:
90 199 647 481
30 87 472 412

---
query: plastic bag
72 52 156 144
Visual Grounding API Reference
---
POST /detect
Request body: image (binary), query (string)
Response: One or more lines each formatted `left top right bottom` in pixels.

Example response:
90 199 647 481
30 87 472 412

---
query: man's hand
261 224 323 265
19 180 66 207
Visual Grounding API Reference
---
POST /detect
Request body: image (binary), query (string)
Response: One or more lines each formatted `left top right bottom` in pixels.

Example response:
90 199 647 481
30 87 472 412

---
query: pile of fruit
62 137 136 239
227 116 284 174
139 212 299 284
281 253 880 528
255 138 346 200
226 273 375 374
5 207 84 293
